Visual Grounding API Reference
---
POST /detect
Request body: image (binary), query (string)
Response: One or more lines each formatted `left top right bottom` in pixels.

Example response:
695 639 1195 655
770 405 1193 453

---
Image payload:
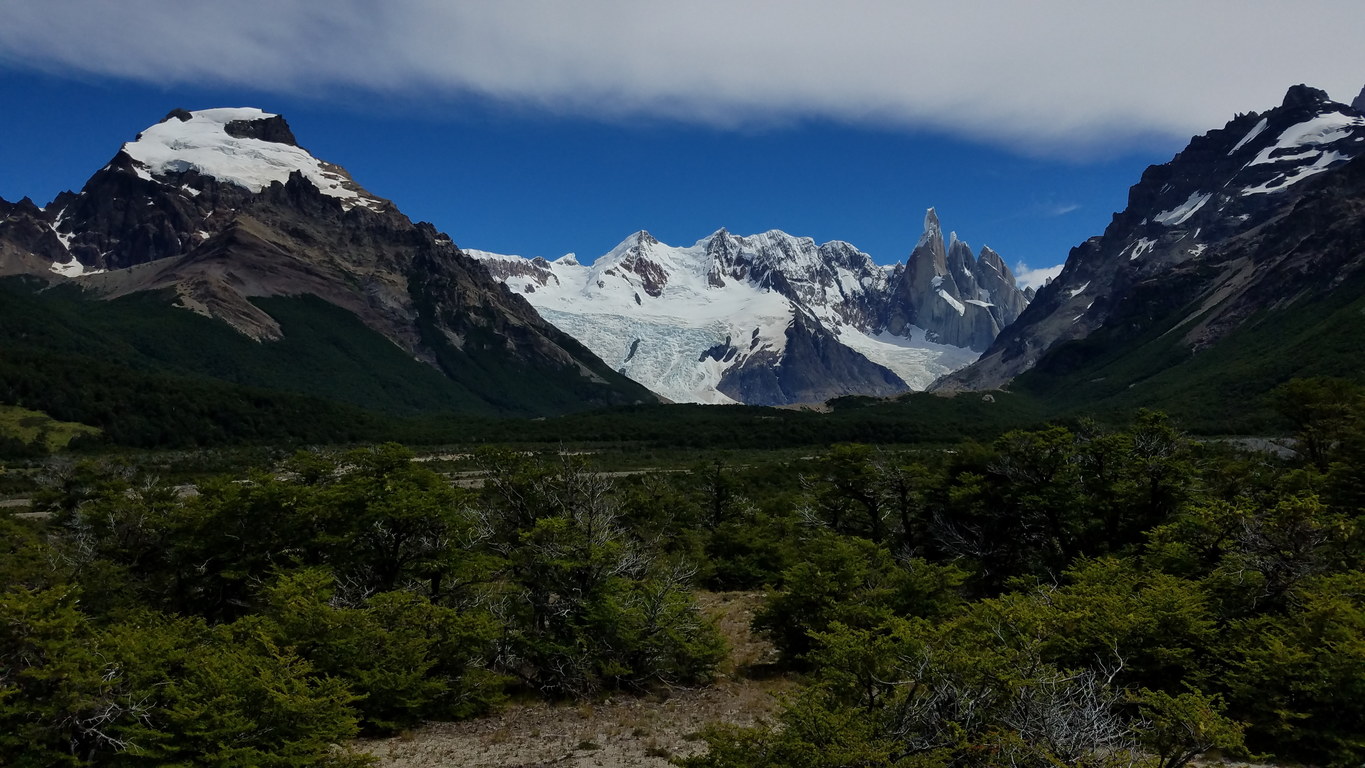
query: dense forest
1 380 1362 766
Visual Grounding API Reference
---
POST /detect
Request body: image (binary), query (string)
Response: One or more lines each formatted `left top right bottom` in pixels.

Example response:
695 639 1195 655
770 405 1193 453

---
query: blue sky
3 1 1364 287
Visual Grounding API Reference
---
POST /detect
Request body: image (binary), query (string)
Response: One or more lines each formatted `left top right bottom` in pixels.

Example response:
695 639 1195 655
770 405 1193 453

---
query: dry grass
363 591 792 768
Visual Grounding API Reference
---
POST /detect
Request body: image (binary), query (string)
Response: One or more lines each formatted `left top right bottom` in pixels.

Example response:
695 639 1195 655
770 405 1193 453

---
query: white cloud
2 1 1364 154
1015 262 1064 291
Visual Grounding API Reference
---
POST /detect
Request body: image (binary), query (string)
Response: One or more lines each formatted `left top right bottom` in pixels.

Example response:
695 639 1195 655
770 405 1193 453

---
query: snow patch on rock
1154 192 1211 226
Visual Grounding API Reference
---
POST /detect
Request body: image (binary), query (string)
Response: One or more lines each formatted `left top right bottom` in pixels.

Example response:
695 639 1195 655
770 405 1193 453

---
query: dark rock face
617 234 669 297
936 84 1365 391
224 114 300 146
49 154 259 271
0 196 70 276
717 312 906 404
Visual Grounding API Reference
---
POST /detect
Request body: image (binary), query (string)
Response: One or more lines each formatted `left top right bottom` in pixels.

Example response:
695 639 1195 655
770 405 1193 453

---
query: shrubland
1 379 1362 766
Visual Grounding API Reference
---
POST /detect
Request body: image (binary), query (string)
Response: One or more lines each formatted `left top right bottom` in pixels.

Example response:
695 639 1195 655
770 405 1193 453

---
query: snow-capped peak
121 108 383 211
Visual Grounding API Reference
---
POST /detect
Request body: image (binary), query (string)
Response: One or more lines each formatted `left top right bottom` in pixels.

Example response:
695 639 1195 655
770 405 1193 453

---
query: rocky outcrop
716 311 905 404
0 197 71 276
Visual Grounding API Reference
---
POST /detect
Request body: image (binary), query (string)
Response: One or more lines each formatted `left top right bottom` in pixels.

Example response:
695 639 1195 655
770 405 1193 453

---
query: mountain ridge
473 214 1029 405
933 84 1365 422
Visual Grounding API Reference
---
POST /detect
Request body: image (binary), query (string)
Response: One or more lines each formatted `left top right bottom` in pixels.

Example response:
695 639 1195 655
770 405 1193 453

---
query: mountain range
0 108 656 433
473 211 1028 405
3 83 1364 445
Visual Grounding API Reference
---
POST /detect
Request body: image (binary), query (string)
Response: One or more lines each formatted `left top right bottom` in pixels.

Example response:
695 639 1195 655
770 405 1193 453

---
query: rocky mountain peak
977 245 1006 272
919 207 942 244
1281 83 1332 110
223 113 300 147
33 107 393 273
159 108 194 124
1352 84 1365 114
881 210 1029 352
472 212 1027 404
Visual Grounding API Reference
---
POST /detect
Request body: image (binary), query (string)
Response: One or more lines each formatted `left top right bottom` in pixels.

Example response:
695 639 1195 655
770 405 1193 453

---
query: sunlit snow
122 108 382 211
49 259 103 277
1272 112 1365 149
48 223 73 251
936 288 966 316
1242 151 1348 195
836 327 977 391
1127 238 1156 261
1153 192 1211 226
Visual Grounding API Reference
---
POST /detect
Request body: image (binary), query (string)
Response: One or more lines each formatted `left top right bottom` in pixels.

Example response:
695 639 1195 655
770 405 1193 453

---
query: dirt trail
364 592 791 768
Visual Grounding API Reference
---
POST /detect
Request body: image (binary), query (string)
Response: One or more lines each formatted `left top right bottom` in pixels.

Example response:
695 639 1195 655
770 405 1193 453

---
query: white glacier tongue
122 108 383 210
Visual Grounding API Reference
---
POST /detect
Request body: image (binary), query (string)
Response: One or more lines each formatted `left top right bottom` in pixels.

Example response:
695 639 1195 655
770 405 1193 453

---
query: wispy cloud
2 1 1363 155
1014 262 1064 291
1046 203 1081 217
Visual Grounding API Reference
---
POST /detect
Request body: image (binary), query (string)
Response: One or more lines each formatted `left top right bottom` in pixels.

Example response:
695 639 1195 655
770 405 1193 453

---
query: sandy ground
362 592 793 768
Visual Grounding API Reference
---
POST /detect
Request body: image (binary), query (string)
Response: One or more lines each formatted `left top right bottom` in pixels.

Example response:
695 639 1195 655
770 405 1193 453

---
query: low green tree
0 586 128 766
1131 688 1247 768
259 569 505 733
755 536 964 667
1271 377 1363 471
1223 572 1365 766
107 616 372 767
477 451 725 696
